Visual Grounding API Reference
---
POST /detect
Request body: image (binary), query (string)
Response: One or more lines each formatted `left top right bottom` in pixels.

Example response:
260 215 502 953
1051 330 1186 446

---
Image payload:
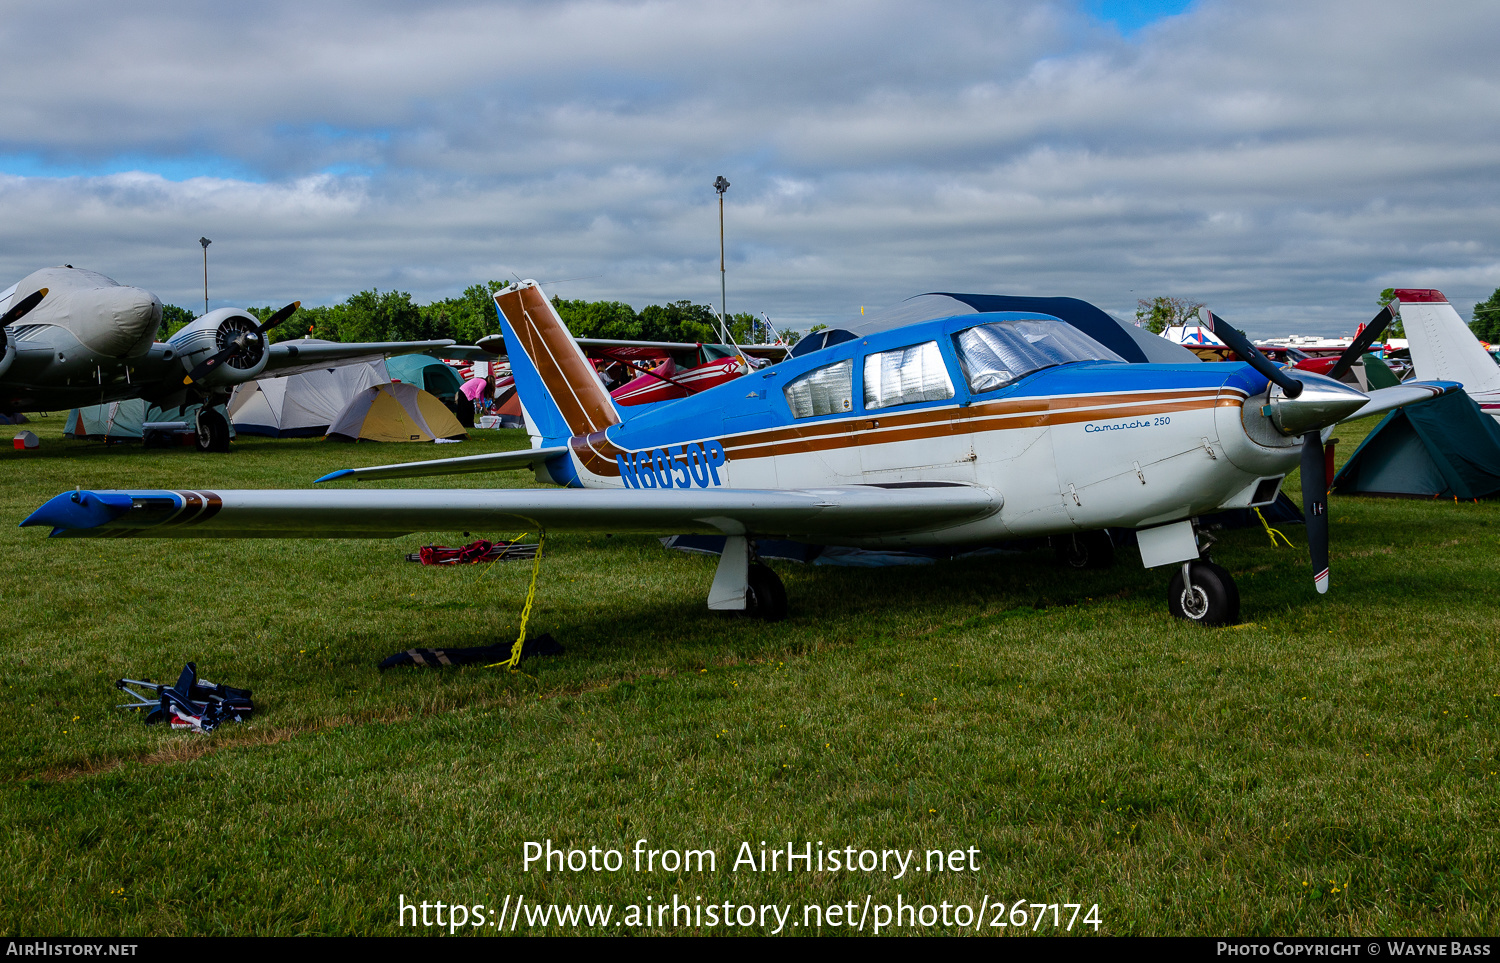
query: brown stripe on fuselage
721 386 1233 453
494 285 619 437
585 385 1245 480
571 430 626 477
720 388 1244 463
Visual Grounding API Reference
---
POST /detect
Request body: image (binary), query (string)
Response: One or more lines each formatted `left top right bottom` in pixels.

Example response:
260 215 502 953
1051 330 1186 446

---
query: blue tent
1332 391 1500 500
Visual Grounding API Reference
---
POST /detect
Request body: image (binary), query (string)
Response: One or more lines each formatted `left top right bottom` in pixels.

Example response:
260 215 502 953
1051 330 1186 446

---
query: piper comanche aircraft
0 266 454 451
23 283 1457 625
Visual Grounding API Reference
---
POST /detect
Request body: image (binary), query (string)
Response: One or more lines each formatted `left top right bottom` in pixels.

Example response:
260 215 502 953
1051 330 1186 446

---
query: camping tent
1331 390 1500 499
385 354 472 427
66 400 231 442
228 355 389 437
326 382 468 443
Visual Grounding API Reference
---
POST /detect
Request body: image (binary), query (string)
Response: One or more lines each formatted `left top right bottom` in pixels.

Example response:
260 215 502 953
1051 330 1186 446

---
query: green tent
1332 390 1500 499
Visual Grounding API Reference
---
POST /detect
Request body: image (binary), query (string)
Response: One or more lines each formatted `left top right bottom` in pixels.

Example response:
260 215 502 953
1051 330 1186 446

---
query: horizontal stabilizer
315 446 570 483
22 485 1002 542
1342 380 1460 422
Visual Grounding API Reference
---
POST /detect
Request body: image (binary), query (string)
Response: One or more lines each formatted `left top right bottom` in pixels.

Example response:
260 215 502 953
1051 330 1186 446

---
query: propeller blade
0 287 48 327
183 342 240 385
1327 301 1399 382
1300 432 1330 594
258 301 300 334
1206 310 1304 399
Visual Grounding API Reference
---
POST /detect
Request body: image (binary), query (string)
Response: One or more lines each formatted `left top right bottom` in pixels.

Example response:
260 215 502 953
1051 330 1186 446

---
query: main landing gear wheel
1167 560 1240 626
744 562 787 622
196 409 231 453
1053 530 1116 569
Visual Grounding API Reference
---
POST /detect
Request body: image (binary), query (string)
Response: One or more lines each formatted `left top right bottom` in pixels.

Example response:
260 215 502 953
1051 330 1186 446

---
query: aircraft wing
22 485 1002 541
1341 380 1461 422
432 344 496 362
262 339 456 378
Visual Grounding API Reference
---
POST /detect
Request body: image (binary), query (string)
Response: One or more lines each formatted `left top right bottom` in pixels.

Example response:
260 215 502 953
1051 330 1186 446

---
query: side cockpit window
863 341 954 410
783 359 853 418
953 319 1124 393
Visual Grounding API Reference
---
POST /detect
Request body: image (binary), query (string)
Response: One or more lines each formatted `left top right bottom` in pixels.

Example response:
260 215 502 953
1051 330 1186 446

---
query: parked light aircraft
0 266 455 451
471 332 788 407
1394 288 1500 424
23 284 1457 625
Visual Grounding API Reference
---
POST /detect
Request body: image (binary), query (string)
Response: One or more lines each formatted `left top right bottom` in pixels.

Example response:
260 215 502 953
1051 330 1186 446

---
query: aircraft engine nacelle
0 326 12 378
168 309 271 385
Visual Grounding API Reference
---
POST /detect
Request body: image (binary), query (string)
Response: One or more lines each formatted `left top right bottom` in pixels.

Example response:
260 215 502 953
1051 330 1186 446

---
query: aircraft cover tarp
1331 390 1500 499
326 382 467 443
228 351 389 437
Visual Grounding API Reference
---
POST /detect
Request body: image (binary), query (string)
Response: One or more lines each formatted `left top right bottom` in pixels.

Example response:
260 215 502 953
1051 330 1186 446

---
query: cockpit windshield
953 318 1124 393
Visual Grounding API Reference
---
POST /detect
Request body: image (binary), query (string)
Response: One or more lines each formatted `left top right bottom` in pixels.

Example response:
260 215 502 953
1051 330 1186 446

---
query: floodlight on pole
199 237 212 316
714 175 730 344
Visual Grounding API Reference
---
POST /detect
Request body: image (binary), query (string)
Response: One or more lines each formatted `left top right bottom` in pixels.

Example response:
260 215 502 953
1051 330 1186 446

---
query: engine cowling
0 324 12 377
168 309 271 385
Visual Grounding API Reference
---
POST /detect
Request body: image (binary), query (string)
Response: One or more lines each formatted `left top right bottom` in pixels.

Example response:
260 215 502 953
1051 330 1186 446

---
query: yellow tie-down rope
486 530 546 670
1254 507 1295 549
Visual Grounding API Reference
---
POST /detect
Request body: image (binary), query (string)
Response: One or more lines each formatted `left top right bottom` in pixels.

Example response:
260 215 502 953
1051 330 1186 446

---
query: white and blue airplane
22 283 1457 625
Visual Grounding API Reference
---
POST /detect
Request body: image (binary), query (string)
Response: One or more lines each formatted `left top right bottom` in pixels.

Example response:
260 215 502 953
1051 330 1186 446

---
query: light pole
199 237 212 316
713 175 730 343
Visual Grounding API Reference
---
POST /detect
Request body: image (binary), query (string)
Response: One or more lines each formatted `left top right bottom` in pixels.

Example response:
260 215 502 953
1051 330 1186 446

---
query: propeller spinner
1207 310 1371 595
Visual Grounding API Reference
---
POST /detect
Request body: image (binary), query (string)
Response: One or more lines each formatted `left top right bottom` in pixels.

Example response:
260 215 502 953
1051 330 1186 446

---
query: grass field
2 414 1497 936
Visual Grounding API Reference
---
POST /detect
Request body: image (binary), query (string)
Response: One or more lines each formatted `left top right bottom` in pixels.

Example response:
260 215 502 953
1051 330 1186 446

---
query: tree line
1137 288 1500 342
162 285 797 347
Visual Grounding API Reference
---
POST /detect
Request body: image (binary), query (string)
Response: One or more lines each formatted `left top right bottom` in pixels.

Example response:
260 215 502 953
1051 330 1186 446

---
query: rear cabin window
953 319 1124 393
862 341 954 410
783 359 853 418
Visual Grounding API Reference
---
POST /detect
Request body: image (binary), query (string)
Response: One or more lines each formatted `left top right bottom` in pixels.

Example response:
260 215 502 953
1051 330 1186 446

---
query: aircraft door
856 340 976 483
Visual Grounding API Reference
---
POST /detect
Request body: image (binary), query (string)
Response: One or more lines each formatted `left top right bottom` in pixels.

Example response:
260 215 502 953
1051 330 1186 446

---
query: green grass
2 414 1498 935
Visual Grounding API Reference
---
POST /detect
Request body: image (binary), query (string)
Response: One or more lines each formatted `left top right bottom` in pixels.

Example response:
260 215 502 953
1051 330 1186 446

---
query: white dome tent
229 346 389 438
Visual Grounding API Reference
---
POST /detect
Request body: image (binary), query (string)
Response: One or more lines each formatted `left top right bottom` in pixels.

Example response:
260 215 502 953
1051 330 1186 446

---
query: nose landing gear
1167 558 1240 626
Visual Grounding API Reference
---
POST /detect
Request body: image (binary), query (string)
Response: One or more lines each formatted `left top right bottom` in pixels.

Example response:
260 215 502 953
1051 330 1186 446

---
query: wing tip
314 469 352 484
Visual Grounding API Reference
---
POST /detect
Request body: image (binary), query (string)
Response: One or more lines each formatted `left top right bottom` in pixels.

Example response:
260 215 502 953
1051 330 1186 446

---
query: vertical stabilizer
1398 288 1500 395
493 281 621 444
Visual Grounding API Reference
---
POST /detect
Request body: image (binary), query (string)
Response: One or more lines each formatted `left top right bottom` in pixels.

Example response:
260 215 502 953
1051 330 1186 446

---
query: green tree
1377 288 1406 338
552 298 642 340
159 304 196 339
1469 288 1500 344
1134 296 1205 335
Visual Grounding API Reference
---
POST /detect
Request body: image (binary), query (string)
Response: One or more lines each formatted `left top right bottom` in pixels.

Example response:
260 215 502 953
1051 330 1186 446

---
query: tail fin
493 281 621 444
1397 288 1500 395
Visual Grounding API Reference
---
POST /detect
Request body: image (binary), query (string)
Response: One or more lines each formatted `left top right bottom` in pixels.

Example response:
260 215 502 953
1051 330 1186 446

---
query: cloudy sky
0 0 1496 335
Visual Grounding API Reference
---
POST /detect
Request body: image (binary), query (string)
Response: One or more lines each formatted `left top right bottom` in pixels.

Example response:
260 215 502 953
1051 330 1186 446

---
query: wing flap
22 486 1002 541
315 446 570 483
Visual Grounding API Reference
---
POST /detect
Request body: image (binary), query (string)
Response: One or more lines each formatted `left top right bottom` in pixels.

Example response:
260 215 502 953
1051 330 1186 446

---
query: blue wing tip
315 469 353 484
21 490 133 534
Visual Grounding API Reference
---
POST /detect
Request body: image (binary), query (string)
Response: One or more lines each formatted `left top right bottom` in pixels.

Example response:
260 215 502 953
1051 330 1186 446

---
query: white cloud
0 0 1496 333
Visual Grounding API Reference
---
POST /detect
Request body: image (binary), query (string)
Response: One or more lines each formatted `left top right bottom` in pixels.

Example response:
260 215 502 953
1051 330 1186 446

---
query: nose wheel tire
744 562 788 622
195 409 231 453
1053 530 1116 569
1167 560 1239 626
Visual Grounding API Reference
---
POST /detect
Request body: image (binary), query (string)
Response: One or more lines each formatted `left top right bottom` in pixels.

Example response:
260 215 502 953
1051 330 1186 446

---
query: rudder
493 281 621 444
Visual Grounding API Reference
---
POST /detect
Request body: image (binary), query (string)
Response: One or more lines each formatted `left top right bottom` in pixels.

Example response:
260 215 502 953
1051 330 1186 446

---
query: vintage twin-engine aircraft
0 266 455 451
23 283 1457 625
